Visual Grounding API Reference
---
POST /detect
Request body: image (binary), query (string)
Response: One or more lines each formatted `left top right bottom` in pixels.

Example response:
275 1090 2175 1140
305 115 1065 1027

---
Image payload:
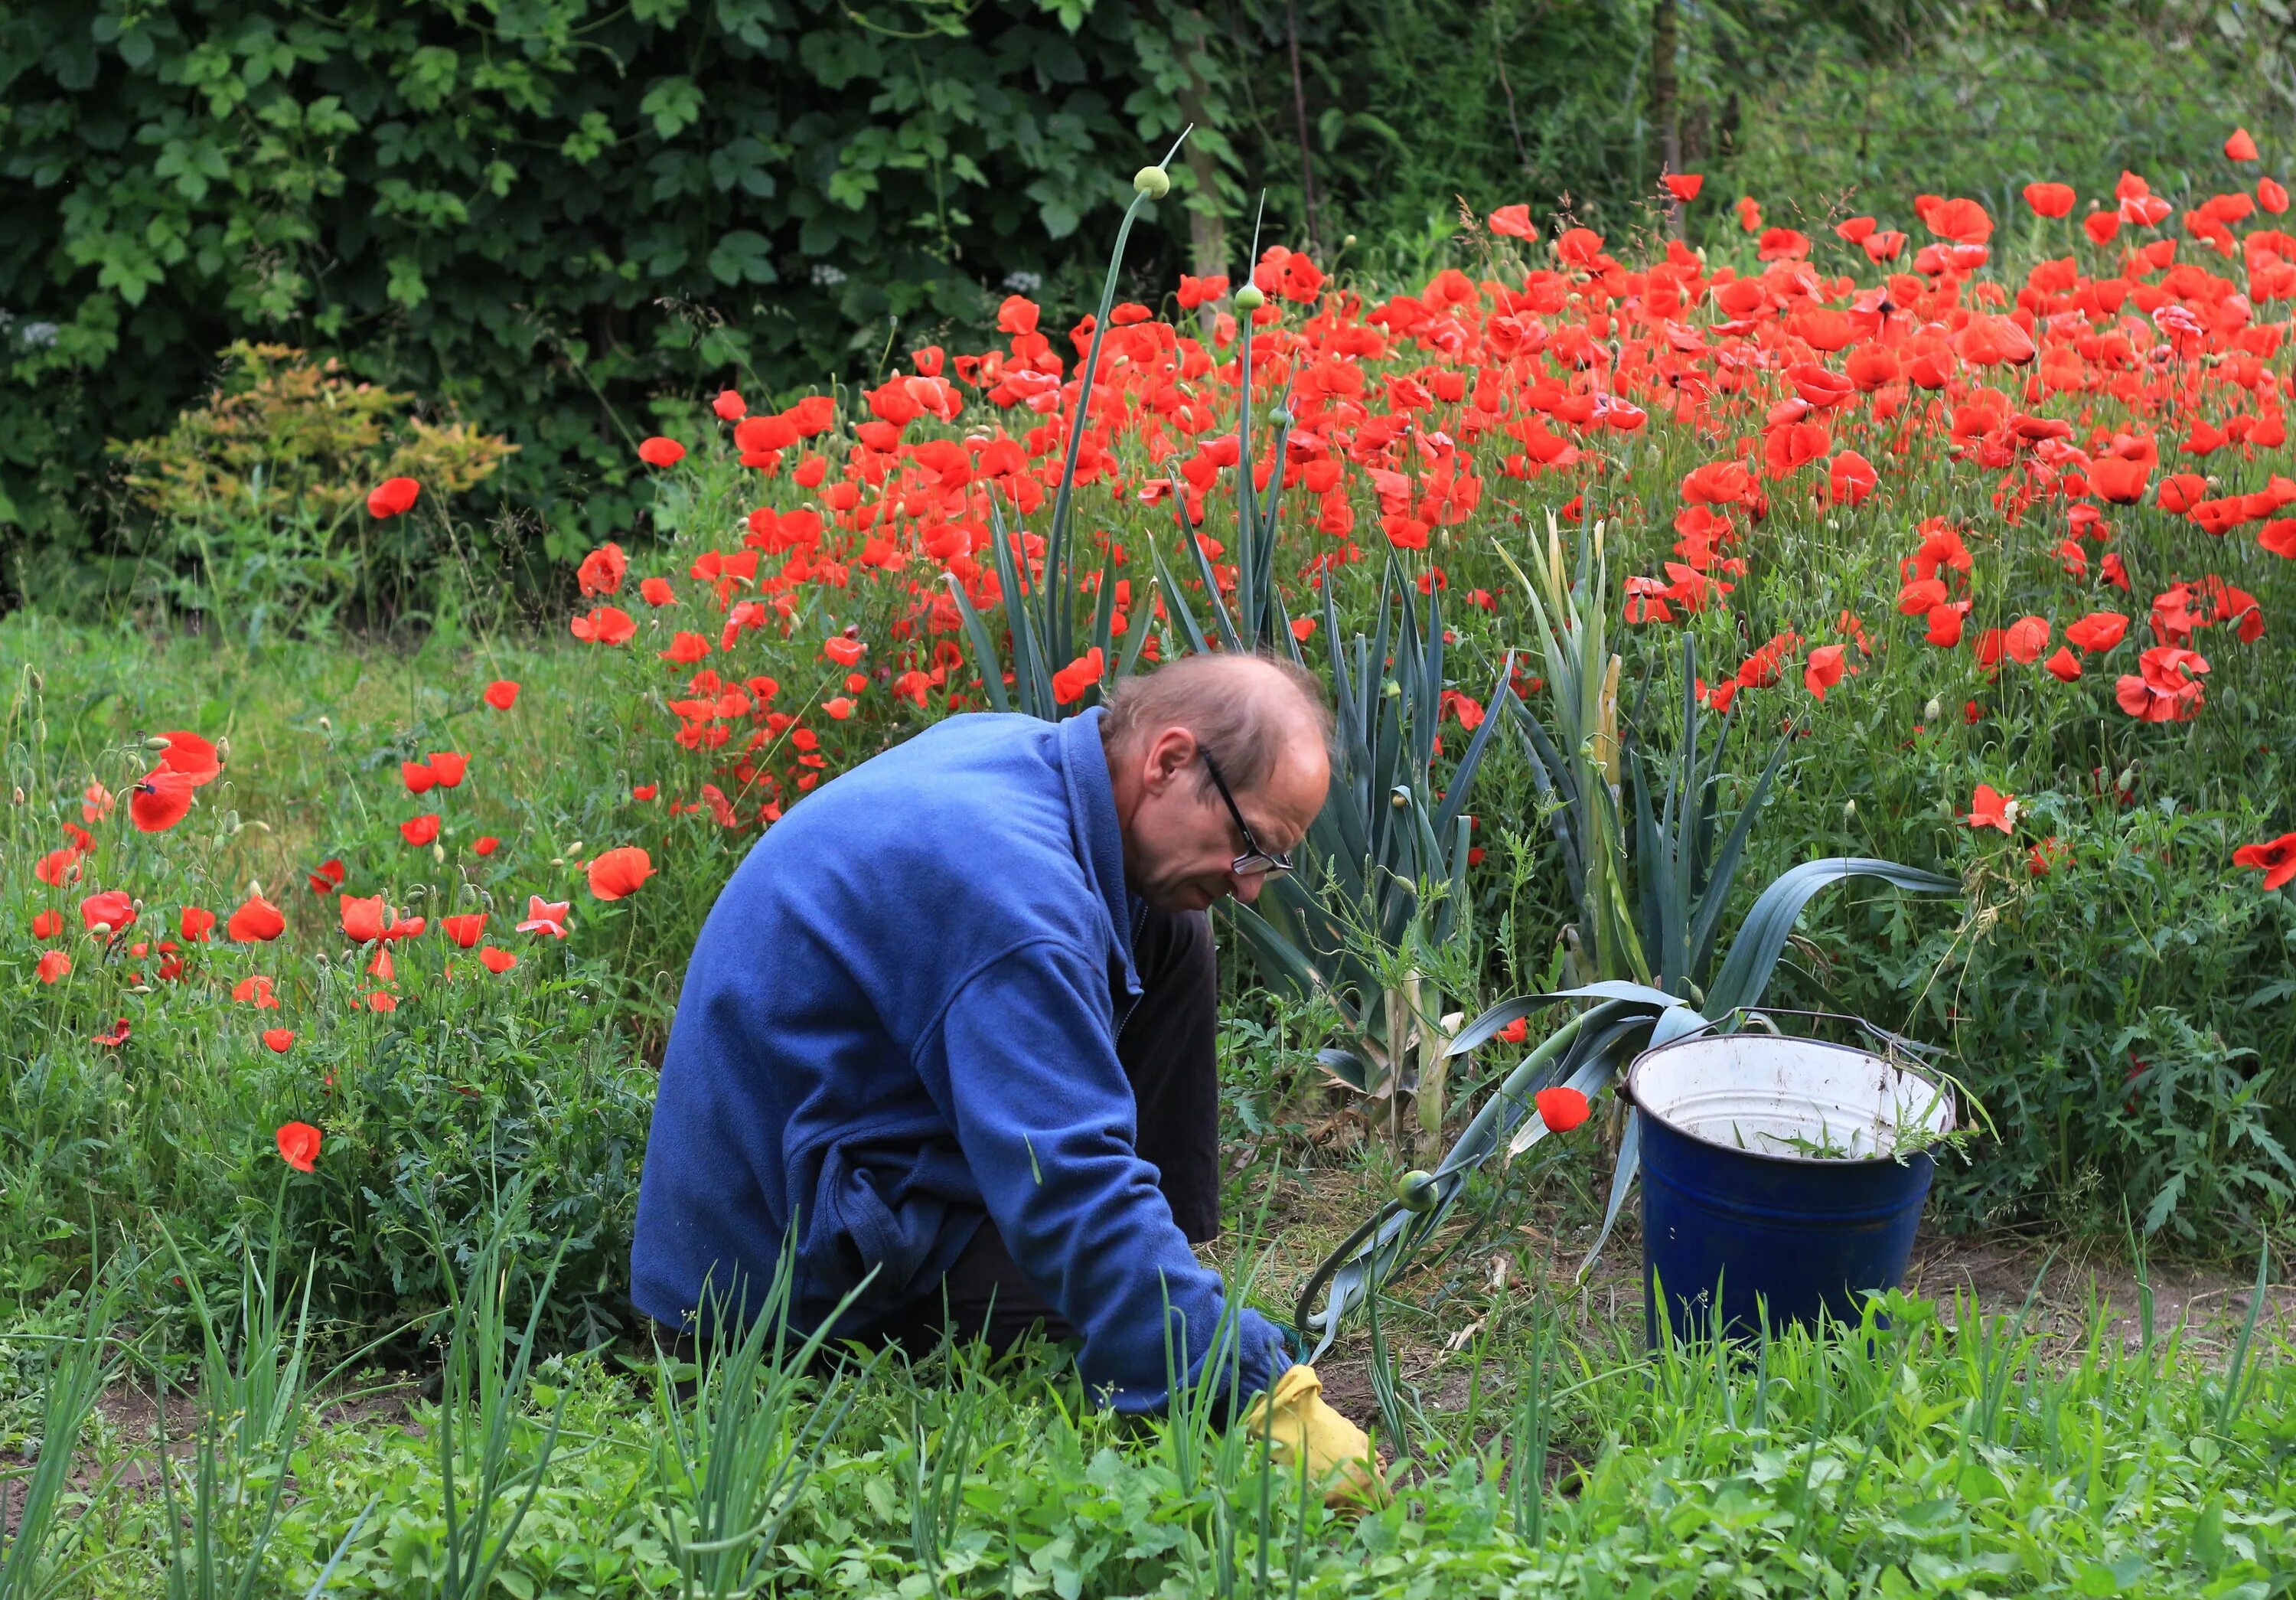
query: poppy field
8 131 2296 1592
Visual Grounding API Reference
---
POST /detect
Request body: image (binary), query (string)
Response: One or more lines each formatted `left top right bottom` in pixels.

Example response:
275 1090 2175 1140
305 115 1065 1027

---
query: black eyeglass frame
1199 751 1295 878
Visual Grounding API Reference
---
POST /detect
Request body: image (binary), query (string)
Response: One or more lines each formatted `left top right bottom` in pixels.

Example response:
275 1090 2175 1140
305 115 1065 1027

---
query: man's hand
1242 1363 1388 1508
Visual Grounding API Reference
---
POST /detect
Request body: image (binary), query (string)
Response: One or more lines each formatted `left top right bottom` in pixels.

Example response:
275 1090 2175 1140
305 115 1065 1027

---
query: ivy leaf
706 230 776 286
638 76 704 139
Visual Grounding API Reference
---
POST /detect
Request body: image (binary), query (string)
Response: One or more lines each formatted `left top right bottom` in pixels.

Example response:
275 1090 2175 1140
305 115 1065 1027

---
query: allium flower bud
1133 165 1170 199
1234 284 1266 311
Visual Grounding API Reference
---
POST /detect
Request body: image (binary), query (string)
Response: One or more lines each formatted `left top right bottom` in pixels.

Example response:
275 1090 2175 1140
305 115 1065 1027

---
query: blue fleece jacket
630 707 1289 1411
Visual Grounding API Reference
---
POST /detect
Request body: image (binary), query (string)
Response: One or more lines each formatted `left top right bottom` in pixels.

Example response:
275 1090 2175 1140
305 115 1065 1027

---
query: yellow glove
1242 1363 1388 1507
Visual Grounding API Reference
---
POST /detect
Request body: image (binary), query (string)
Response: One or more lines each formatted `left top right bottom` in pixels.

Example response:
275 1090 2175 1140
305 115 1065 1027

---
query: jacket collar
1056 707 1141 999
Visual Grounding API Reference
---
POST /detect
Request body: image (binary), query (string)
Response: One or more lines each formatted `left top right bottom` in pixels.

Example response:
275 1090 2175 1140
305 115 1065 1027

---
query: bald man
631 654 1332 1412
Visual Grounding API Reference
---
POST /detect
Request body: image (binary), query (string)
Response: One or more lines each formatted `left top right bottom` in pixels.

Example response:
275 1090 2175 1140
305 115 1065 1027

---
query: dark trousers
871 902 1222 1352
656 903 1221 1368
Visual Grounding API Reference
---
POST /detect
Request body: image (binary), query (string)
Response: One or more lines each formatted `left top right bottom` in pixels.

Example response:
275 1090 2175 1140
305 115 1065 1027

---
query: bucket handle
1645 1004 1946 1066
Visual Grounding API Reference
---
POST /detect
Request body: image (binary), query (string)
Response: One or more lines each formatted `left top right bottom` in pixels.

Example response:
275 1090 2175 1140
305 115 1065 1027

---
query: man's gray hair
1100 651 1334 796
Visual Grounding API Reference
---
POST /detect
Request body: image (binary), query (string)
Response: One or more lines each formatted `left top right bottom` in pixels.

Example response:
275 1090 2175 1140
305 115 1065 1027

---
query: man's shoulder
734 713 1097 932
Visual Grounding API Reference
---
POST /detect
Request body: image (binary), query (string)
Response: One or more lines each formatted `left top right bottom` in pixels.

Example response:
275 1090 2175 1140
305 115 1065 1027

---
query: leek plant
0 1282 116 1600
945 137 1190 720
1222 562 1515 1153
651 1255 876 1600
1293 515 1959 1360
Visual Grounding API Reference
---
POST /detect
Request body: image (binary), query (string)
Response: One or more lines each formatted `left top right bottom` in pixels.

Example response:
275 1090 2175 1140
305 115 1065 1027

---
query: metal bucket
1624 1031 1954 1345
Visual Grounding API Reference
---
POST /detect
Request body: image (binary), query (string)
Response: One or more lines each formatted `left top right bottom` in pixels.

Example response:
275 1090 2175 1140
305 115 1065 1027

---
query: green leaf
1703 858 1959 1017
706 229 777 285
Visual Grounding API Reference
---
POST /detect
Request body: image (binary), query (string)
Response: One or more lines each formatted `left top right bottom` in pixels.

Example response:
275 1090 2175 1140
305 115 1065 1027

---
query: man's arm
922 941 1289 1412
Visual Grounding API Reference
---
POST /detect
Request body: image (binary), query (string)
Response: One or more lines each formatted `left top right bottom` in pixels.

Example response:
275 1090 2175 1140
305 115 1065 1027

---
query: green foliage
110 342 516 640
0 0 1233 567
34 1244 2296 1597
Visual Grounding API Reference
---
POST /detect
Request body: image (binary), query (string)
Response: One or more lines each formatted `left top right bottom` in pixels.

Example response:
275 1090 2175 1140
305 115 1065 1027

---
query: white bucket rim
1624 1030 1955 1167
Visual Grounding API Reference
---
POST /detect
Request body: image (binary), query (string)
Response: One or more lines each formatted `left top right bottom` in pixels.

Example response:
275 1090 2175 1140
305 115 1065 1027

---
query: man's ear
1142 726 1197 793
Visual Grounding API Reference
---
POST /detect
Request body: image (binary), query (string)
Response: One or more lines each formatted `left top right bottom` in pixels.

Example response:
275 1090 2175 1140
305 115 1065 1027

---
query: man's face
1121 725 1329 913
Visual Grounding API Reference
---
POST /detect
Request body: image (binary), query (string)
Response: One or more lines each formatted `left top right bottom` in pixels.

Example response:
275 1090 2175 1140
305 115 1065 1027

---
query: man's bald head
1101 652 1333 801
1101 652 1334 913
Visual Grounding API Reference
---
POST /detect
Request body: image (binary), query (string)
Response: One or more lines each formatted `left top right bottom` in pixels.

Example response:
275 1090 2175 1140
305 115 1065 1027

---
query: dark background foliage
2 0 2290 606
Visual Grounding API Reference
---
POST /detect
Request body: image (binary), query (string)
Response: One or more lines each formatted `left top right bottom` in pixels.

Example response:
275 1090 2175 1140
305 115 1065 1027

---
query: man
631 652 1330 1412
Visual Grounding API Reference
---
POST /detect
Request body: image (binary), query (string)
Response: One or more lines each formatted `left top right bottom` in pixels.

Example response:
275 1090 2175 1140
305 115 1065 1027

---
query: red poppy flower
2043 647 2082 682
1488 204 1535 238
35 847 80 888
155 731 221 786
79 890 135 934
2227 127 2261 162
1967 785 2015 834
2090 457 2149 504
367 991 397 1014
578 542 628 596
516 896 570 938
588 847 653 901
276 1122 321 1172
427 752 468 788
339 894 388 943
180 906 217 942
660 632 712 664
479 945 518 974
483 680 520 711
401 814 442 847
713 389 747 420
1052 648 1105 706
130 768 197 833
35 951 70 984
2064 612 2129 653
571 606 637 645
442 913 488 949
638 436 687 468
1803 645 1847 700
367 477 420 518
640 576 675 606
823 636 867 667
471 836 501 857
2022 181 2076 218
2233 833 2296 890
233 974 279 1009
1662 173 1702 202
1534 1086 1591 1133
820 696 855 720
262 1028 295 1053
227 893 285 942
31 909 63 939
91 1018 131 1049
403 760 437 794
1828 451 1878 506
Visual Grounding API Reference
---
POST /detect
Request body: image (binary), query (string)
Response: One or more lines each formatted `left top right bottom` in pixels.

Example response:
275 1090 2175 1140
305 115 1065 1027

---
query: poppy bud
1133 165 1170 199
223 810 240 834
433 843 446 864
1343 233 1357 248
145 735 171 751
217 736 229 762
11 788 21 805
1923 697 1942 723
90 922 111 938
1234 284 1266 311
1844 799 1857 819
318 716 331 732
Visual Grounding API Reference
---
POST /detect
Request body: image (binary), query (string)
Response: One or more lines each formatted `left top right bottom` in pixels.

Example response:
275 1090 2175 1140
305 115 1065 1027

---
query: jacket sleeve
920 940 1290 1412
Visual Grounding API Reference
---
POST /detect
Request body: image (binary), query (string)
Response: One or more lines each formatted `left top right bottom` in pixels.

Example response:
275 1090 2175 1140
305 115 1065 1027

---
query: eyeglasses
1201 752 1294 878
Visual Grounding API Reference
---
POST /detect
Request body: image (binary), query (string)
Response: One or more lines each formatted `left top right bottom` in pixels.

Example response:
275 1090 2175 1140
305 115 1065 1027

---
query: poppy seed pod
1234 284 1266 311
1133 165 1170 199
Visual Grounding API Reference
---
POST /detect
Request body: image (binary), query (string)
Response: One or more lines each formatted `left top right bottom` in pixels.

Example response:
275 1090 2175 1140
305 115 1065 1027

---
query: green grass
12 1244 2291 1598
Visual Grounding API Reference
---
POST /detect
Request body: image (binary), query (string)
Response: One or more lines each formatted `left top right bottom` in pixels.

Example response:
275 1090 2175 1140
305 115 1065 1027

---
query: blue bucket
1623 1032 1954 1345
